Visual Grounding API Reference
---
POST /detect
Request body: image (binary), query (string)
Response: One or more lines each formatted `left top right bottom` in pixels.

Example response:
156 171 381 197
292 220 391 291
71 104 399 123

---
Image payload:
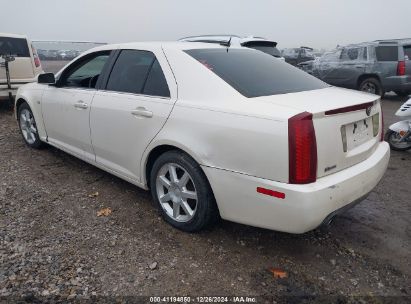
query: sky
1 0 410 50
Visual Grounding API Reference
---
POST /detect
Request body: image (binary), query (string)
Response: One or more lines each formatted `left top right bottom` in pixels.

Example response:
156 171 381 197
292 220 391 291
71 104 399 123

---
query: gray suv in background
299 39 411 97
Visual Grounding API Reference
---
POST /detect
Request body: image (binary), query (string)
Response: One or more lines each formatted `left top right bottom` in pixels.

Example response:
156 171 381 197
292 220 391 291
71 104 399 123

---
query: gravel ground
1 63 410 303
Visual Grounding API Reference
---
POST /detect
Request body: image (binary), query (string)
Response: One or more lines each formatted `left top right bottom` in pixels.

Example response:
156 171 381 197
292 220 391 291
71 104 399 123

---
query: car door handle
131 107 153 118
74 101 88 109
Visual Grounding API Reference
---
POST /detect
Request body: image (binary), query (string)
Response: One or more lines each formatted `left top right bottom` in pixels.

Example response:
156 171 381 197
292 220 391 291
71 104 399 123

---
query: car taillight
31 45 41 68
34 56 41 68
397 61 405 76
288 112 317 184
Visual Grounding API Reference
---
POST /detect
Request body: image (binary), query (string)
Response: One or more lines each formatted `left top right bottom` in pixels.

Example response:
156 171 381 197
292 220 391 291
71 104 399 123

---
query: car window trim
97 89 171 100
101 48 171 99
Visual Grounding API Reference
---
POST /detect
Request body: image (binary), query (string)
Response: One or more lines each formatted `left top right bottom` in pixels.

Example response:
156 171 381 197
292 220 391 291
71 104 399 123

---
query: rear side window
375 46 398 61
404 46 411 60
143 59 170 97
0 37 30 57
185 48 328 98
107 50 169 97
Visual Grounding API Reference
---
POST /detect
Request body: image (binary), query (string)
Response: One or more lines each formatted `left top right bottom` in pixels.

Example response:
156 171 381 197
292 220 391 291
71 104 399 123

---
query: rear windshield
375 46 398 61
0 37 30 57
185 48 328 98
404 45 411 60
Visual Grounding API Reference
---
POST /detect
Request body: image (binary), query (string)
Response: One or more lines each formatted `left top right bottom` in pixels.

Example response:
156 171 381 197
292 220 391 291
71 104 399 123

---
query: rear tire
359 78 384 97
150 150 219 232
17 102 45 149
384 129 411 151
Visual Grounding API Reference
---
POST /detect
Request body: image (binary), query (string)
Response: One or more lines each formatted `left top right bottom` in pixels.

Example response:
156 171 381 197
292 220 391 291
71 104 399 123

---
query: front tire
385 129 411 151
17 102 45 149
150 150 219 232
359 78 384 97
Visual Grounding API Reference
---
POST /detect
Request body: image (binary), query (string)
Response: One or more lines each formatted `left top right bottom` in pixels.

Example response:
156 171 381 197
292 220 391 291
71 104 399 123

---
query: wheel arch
14 89 48 141
15 98 27 116
143 142 222 223
142 142 204 189
357 74 381 89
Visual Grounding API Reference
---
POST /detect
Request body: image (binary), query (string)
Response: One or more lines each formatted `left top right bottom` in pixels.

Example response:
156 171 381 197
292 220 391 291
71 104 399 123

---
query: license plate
345 118 372 150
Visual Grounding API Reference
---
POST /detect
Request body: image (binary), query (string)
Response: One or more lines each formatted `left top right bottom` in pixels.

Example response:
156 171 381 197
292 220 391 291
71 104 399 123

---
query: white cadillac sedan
15 42 390 233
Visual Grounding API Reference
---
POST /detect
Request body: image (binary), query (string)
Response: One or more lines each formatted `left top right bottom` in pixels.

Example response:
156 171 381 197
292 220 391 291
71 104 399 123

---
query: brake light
288 112 317 184
31 45 41 68
397 61 405 76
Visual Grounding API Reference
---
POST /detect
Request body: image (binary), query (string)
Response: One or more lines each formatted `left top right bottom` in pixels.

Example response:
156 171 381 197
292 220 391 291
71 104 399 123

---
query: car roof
82 41 231 55
0 32 28 39
374 38 411 45
342 38 411 48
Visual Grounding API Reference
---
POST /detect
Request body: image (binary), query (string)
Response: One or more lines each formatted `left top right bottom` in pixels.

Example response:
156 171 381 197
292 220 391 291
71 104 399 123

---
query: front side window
340 48 360 61
0 37 30 57
62 51 110 88
106 49 170 97
185 48 328 98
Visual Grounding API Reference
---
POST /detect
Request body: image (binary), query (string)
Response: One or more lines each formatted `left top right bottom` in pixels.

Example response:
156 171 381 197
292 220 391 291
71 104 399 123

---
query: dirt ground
0 61 410 303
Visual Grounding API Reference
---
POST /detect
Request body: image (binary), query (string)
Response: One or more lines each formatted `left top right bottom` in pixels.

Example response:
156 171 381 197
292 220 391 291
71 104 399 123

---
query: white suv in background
0 33 43 103
179 35 285 60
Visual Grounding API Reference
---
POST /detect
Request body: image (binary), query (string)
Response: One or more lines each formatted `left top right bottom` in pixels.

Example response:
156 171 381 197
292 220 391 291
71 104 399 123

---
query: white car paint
15 42 390 233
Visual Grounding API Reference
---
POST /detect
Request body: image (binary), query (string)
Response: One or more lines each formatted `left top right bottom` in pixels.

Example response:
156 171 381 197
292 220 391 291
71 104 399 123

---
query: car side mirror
38 73 55 84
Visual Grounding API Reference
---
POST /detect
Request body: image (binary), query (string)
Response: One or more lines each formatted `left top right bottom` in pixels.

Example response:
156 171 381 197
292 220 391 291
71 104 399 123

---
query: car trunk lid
254 87 382 179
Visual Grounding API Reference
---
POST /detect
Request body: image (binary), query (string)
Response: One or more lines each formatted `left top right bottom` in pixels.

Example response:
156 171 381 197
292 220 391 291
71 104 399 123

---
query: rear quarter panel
145 102 290 184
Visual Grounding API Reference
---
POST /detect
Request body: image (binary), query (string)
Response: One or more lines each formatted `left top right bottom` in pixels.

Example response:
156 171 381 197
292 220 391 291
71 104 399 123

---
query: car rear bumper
383 75 411 92
202 141 390 234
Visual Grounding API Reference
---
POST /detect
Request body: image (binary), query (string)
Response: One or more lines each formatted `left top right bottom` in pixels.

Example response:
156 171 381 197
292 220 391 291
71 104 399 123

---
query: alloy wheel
19 109 38 145
156 163 198 223
361 82 377 94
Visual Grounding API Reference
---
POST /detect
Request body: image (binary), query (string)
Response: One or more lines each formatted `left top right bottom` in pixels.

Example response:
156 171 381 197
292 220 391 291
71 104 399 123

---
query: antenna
220 37 232 52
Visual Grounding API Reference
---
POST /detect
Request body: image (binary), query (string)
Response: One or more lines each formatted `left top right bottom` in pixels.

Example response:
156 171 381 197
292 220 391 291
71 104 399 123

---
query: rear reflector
325 102 374 116
397 61 405 76
288 112 317 184
257 187 285 199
